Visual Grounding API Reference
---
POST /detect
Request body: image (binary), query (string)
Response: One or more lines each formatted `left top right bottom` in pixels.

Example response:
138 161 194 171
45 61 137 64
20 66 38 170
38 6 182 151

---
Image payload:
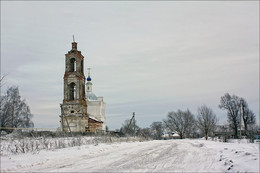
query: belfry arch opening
69 82 76 100
81 60 83 73
70 58 76 72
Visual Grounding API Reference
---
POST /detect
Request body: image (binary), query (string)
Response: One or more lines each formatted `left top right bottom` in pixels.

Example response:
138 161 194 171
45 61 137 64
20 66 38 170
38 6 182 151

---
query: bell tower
60 38 88 133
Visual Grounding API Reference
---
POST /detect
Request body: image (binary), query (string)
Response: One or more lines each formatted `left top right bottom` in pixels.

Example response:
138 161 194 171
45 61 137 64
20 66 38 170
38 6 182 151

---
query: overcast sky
1 1 259 130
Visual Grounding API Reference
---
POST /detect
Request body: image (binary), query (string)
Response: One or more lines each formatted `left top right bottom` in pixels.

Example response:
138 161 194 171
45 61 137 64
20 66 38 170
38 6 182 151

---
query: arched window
82 84 85 98
81 60 83 73
70 58 76 72
69 83 76 100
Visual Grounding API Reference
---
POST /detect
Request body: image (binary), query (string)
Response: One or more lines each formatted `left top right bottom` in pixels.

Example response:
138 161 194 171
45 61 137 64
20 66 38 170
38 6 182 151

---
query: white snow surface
1 139 259 172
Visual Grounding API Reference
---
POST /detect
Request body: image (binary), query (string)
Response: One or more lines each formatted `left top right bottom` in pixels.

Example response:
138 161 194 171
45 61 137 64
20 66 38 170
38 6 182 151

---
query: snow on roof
88 115 103 123
172 133 180 137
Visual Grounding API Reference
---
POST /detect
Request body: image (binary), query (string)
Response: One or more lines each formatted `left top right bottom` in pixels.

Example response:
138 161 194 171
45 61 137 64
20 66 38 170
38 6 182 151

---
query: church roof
86 92 98 100
89 115 103 123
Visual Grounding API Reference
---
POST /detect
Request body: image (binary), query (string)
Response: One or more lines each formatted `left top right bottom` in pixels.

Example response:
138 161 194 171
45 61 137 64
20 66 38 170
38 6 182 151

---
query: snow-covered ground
1 139 259 172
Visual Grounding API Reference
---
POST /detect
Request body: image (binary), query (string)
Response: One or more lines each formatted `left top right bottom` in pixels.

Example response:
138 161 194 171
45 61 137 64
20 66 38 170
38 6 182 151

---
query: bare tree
150 121 164 140
138 128 152 139
240 98 256 132
219 93 240 139
197 105 218 140
163 109 195 139
0 74 8 86
120 118 140 137
0 86 34 133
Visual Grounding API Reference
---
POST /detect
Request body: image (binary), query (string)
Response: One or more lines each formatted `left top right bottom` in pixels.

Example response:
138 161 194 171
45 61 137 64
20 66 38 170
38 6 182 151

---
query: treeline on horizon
119 93 257 141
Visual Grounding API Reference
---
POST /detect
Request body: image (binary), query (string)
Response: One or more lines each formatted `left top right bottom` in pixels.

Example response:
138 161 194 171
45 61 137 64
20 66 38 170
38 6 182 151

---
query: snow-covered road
1 139 259 172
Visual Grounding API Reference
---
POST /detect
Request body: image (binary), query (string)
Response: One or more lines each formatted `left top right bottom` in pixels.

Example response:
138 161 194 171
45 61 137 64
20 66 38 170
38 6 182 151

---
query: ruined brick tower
60 40 88 133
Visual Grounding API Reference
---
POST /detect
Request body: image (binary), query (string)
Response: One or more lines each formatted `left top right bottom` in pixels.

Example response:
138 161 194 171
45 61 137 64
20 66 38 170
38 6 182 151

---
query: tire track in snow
102 141 178 172
4 140 218 172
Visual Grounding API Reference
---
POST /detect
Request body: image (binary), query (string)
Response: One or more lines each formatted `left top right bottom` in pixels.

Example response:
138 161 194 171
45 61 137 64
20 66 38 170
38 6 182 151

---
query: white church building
85 69 106 132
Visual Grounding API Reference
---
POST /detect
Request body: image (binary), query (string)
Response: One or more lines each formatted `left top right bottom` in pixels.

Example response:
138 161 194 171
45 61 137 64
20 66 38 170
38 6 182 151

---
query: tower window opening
81 60 83 73
70 58 76 72
69 83 76 100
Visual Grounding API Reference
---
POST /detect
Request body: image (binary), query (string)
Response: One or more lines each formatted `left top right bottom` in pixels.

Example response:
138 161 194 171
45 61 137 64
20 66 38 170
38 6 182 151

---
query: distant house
162 132 180 140
213 125 233 141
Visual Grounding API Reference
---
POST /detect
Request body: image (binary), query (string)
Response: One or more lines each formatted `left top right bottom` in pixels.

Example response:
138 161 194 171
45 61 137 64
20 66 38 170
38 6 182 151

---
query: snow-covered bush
0 135 146 156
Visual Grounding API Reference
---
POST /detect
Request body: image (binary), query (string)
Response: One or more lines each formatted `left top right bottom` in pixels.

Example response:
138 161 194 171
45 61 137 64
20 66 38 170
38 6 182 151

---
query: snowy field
1 139 259 172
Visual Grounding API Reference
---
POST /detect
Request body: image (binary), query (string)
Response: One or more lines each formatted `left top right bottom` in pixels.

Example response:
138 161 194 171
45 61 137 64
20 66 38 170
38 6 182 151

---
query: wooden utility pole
60 104 72 137
60 105 64 132
64 116 73 137
133 112 135 137
128 112 136 137
12 98 15 132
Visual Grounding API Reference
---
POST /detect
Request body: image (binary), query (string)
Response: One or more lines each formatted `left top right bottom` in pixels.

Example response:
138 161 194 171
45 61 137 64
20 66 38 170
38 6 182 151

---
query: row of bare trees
164 106 217 139
120 93 257 140
164 93 256 139
120 106 217 140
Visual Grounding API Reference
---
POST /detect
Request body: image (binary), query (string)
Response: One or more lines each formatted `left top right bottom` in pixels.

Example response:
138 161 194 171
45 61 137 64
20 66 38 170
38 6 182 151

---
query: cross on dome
87 68 92 81
73 35 75 42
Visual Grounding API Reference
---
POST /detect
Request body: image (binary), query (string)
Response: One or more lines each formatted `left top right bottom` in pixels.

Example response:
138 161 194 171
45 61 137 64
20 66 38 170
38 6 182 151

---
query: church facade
60 41 106 133
86 71 106 132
